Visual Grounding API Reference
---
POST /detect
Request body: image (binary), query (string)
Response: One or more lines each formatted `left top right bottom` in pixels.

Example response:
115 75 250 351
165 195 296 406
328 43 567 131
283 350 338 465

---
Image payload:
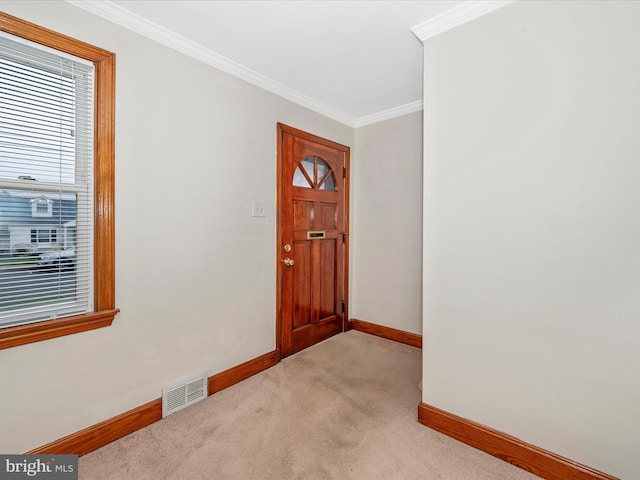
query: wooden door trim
276 123 350 357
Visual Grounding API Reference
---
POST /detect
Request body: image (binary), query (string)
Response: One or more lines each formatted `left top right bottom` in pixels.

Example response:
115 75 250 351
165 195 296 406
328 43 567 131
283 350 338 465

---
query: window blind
0 33 94 328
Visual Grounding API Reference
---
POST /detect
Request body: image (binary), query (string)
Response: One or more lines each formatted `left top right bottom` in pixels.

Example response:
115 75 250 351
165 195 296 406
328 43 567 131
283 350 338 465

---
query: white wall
352 112 423 334
422 1 639 478
0 0 353 453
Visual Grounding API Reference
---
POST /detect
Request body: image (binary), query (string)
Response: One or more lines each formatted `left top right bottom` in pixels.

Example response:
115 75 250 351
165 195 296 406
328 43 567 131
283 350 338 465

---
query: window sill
0 309 120 350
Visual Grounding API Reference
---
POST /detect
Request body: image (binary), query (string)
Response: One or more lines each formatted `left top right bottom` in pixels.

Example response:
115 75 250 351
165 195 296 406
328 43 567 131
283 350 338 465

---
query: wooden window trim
0 12 119 350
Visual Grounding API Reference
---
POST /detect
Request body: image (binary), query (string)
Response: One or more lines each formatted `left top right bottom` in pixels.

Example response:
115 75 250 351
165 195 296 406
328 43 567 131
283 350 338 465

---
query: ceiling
69 1 491 127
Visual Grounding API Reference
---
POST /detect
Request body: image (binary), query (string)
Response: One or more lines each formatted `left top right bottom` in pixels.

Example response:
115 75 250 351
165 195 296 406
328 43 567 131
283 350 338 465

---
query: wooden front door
277 124 349 358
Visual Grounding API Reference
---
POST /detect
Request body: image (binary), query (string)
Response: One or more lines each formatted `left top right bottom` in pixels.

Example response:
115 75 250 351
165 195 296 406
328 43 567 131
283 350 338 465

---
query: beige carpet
79 330 540 479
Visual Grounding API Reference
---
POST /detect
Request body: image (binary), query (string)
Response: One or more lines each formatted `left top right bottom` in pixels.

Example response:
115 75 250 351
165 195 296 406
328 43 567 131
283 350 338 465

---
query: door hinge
343 166 346 178
341 300 345 313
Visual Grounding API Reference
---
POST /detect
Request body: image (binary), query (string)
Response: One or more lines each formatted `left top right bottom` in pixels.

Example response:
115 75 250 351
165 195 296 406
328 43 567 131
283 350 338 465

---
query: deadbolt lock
283 244 291 252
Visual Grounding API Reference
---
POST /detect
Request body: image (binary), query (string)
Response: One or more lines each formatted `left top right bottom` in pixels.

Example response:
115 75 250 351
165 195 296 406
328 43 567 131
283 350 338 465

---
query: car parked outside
36 248 75 271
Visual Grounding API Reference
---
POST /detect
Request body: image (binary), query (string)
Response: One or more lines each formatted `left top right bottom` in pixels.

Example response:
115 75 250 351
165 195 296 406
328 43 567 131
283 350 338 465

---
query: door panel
277 124 350 358
318 203 337 228
292 241 311 329
293 200 313 229
319 239 336 319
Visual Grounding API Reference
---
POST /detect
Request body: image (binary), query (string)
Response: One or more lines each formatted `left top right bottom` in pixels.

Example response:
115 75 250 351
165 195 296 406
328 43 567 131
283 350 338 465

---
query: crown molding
354 100 423 128
66 0 356 127
411 0 514 42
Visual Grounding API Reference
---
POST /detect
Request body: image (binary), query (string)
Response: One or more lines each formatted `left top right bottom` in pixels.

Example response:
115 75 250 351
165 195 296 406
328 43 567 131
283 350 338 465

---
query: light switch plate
252 200 266 217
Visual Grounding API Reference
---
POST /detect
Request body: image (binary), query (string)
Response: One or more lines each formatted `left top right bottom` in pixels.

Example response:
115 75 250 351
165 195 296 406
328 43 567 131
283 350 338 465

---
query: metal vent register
162 375 207 417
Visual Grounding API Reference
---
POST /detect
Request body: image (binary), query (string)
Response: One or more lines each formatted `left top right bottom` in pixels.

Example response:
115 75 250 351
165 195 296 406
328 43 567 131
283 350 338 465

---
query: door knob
282 258 295 266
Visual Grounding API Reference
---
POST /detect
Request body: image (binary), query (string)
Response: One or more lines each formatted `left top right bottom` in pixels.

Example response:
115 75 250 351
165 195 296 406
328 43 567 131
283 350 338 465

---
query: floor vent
162 374 207 418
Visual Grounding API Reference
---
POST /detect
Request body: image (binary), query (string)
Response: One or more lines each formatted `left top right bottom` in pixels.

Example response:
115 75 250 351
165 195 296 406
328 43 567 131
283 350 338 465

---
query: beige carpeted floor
79 330 540 479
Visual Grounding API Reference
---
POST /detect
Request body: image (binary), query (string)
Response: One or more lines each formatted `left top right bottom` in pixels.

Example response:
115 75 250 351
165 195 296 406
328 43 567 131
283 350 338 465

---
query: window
0 13 117 349
293 156 337 191
31 197 53 217
29 228 58 244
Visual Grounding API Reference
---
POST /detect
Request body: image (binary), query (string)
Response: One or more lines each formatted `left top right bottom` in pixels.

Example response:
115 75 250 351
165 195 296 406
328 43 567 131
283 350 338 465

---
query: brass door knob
283 258 295 266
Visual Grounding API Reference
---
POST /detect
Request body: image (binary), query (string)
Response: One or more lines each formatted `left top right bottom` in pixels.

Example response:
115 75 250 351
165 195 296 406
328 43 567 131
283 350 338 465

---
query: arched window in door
293 156 337 191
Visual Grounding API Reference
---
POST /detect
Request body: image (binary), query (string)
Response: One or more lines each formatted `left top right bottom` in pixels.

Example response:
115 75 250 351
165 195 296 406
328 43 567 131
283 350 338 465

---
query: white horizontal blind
0 33 94 328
